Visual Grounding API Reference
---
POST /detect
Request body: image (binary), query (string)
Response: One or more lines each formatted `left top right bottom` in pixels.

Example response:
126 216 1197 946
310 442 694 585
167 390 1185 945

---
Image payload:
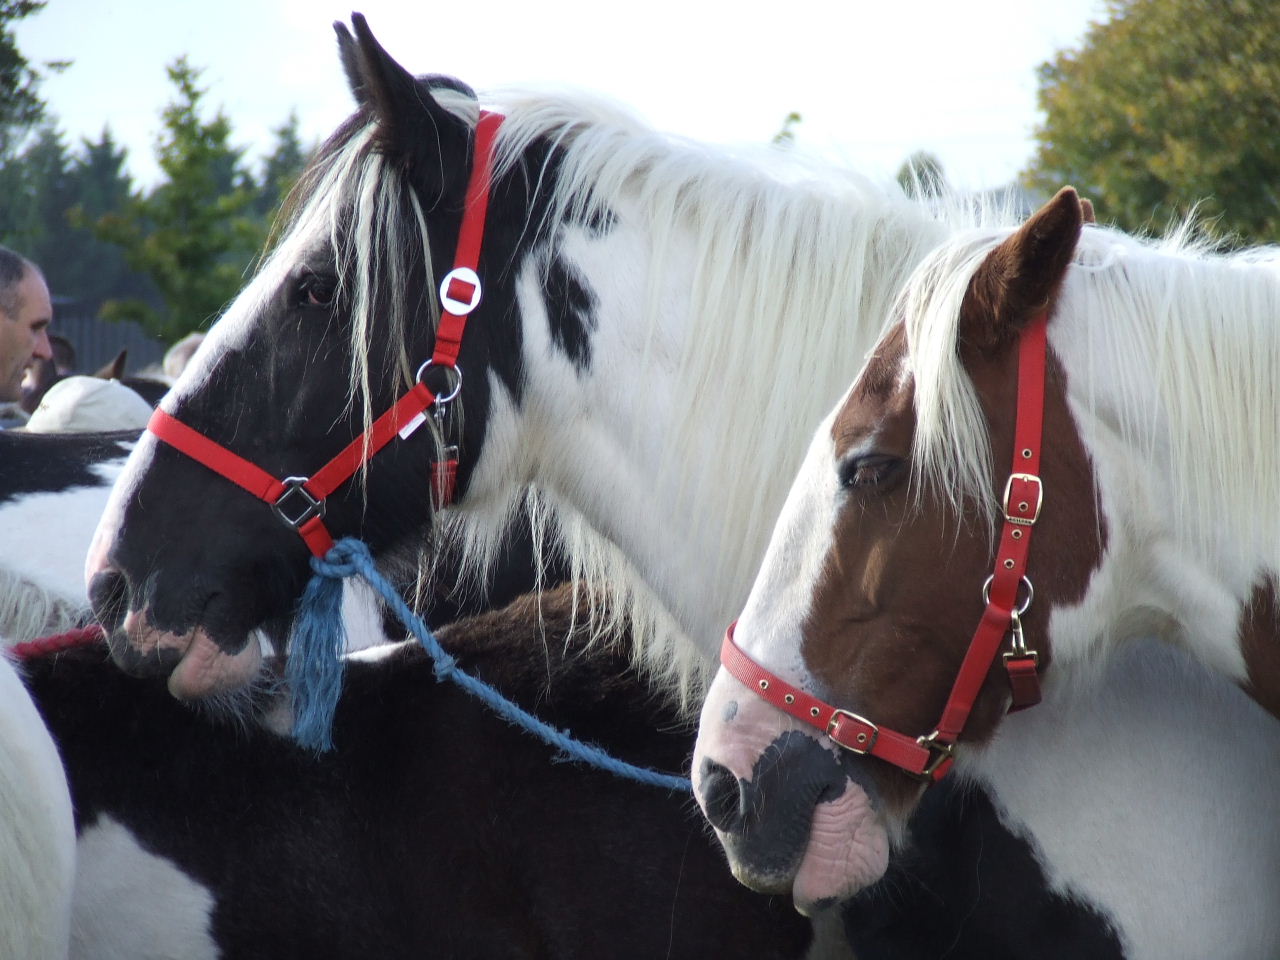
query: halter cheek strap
148 111 504 558
722 312 1048 782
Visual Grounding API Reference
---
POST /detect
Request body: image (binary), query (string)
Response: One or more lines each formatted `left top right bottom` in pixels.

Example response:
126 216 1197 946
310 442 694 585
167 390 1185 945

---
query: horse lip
105 627 185 679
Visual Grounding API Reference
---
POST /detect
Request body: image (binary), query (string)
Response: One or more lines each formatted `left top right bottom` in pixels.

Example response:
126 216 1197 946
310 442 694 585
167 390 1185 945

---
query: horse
690 186 1280 936
0 651 75 960
75 17 1280 956
0 429 137 643
24 584 818 960
0 429 137 957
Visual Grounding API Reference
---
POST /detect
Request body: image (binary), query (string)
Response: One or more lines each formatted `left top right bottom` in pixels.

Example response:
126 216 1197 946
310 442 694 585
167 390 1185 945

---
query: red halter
722 312 1049 782
148 111 504 558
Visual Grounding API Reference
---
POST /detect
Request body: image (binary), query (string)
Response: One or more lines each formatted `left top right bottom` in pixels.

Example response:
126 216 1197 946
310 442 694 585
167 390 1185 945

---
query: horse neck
958 638 1280 955
1046 247 1280 684
481 191 946 689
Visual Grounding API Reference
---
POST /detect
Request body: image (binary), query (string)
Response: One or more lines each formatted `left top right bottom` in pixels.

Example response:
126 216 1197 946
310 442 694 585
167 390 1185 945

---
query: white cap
25 376 153 433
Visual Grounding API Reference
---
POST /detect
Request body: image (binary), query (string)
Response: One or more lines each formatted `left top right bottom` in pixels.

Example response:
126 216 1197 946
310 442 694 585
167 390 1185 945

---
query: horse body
27 587 814 960
0 430 135 642
0 653 75 960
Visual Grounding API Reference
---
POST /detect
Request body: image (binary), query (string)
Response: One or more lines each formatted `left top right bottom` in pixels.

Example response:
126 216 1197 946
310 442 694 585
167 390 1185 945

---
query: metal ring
981 574 1034 615
415 360 463 405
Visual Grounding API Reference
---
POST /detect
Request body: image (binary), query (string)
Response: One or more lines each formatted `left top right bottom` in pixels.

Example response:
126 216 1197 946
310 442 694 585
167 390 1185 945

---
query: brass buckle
826 709 879 755
915 730 955 780
1002 473 1043 525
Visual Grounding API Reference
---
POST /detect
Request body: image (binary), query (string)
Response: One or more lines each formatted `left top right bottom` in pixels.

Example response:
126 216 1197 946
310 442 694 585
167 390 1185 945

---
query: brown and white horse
692 187 1280 919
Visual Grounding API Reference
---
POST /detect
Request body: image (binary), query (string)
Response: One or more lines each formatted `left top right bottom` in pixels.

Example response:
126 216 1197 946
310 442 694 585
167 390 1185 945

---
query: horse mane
906 221 1280 566
277 81 1021 707
0 567 90 646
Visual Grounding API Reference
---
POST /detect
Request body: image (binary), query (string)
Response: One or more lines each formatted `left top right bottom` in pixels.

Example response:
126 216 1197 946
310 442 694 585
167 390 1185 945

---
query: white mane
906 221 1280 571
471 89 1019 701
0 569 88 646
278 83 1020 704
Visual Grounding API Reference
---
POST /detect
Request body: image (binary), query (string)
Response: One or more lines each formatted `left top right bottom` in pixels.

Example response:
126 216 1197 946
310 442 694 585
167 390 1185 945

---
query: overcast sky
17 0 1106 192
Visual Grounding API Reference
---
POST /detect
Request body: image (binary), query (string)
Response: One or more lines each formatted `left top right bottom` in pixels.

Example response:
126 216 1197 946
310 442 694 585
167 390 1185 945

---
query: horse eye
297 273 336 308
839 454 901 491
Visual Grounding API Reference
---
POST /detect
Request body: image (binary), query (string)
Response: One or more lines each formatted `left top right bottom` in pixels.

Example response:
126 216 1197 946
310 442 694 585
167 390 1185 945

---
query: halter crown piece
722 312 1048 782
146 111 504 750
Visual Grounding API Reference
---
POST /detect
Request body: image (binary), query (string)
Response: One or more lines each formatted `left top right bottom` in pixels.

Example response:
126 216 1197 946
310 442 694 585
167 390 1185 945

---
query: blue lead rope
286 538 693 792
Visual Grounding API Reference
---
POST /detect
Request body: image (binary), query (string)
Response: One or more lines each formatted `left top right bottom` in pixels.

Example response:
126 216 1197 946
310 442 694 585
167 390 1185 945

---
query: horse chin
166 629 262 701
717 776 893 916
111 609 262 699
788 782 891 915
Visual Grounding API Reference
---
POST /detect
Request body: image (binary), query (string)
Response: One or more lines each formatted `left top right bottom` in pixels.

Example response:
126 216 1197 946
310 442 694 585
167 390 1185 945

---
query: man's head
0 246 53 403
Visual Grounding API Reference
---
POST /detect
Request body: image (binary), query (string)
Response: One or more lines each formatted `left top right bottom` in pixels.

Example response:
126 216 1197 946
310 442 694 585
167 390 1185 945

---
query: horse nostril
700 759 751 835
88 570 129 632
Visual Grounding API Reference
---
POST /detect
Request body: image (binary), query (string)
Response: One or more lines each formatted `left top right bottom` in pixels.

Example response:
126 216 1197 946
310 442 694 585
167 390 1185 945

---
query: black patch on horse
842 781 1125 959
0 430 134 505
544 251 599 372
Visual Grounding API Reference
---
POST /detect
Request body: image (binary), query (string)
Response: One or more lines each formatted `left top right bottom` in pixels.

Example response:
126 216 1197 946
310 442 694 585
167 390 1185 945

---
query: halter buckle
1003 473 1043 526
826 709 879 755
272 477 326 530
915 730 955 780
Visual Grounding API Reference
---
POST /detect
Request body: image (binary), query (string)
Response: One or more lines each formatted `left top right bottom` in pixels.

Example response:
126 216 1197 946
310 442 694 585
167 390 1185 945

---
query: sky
17 0 1107 193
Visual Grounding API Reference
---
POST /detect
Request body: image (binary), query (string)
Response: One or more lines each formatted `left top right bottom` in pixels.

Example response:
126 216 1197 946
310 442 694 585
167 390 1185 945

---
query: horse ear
95 349 127 381
340 14 471 203
333 21 365 106
960 187 1082 352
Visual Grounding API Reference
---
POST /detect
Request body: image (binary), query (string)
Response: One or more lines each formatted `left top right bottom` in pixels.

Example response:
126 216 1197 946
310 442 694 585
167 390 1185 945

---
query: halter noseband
148 111 504 558
722 312 1049 782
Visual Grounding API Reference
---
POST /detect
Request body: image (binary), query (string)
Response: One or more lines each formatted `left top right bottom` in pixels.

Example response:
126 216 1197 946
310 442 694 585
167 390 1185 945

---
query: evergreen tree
93 57 266 340
0 0 58 156
254 111 310 221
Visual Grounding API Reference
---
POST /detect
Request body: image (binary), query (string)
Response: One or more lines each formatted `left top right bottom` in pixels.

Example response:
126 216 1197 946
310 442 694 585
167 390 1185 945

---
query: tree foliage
0 0 59 156
1026 0 1280 243
92 57 267 341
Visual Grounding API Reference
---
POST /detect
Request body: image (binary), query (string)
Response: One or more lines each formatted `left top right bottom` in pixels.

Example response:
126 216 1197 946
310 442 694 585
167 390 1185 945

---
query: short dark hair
0 245 35 318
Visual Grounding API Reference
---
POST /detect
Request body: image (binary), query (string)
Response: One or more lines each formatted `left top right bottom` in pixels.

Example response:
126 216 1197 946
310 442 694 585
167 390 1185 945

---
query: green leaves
1026 0 1280 245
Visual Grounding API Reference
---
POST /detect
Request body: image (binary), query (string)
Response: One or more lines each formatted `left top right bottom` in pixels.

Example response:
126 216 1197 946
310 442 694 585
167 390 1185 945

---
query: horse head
86 15 539 699
691 188 1110 911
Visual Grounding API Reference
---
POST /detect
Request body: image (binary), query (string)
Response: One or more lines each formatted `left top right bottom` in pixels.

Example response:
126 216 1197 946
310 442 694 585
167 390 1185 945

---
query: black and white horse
0 429 139 958
75 16 1280 956
23 585 822 960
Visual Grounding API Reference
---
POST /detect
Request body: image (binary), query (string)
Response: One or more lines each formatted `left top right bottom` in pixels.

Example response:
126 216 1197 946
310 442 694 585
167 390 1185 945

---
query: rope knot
310 539 371 580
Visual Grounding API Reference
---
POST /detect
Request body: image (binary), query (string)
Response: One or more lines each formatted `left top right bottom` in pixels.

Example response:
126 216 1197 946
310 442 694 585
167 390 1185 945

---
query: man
0 246 53 405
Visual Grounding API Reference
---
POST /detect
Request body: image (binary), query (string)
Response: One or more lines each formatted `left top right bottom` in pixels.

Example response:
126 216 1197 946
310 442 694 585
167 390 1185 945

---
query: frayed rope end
285 547 355 753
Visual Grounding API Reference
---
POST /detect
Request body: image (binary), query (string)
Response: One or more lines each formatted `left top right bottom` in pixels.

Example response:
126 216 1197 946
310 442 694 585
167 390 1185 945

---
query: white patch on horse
2 484 112 609
0 654 74 960
71 815 219 960
960 639 1280 960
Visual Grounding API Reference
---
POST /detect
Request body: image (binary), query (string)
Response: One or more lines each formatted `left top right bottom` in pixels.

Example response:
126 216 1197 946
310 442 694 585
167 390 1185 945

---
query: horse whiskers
185 662 288 735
